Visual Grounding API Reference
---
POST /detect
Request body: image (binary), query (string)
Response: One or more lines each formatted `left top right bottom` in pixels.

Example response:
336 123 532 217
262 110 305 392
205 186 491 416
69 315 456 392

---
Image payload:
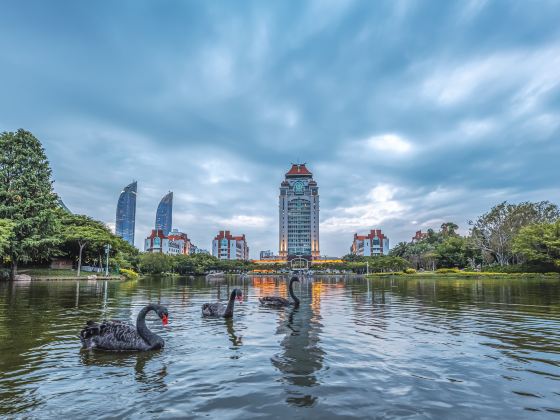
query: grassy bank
366 271 560 279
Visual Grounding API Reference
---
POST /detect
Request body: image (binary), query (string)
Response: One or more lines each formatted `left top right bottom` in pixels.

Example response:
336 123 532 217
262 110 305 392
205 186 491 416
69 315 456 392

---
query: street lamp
104 244 111 277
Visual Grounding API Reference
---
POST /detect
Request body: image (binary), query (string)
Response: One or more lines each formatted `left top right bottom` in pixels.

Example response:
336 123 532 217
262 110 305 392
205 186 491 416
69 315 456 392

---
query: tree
435 236 468 268
469 201 560 266
440 222 459 237
0 219 14 257
512 221 560 269
58 211 138 275
389 242 409 258
139 253 172 275
342 253 365 262
60 214 115 276
0 129 59 279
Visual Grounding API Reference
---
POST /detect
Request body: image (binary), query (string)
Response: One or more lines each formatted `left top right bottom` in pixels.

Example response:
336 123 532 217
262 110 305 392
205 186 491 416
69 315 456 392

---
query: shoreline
366 271 560 279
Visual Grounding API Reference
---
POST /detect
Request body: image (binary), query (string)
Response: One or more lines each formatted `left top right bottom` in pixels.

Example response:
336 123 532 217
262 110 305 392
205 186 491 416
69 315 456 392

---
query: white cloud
215 214 272 229
457 119 496 138
422 44 560 108
106 222 116 234
364 133 413 154
322 184 407 233
198 159 251 185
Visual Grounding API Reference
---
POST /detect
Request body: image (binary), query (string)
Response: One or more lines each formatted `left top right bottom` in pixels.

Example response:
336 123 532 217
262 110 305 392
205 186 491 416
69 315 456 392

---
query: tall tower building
115 181 137 246
155 191 173 235
279 163 320 260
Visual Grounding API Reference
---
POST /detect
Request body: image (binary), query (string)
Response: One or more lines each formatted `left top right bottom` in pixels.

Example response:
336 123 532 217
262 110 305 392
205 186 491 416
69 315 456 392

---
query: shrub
436 268 461 274
404 268 417 274
0 268 10 281
120 268 139 280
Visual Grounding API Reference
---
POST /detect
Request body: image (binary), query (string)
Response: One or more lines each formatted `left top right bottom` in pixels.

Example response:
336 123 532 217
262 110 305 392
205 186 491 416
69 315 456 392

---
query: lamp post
104 244 111 277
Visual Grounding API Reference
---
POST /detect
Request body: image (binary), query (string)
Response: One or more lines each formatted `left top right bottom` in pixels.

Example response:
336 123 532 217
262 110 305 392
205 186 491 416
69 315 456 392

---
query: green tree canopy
0 129 60 279
0 219 15 257
60 213 115 275
469 201 560 266
139 253 173 275
59 212 138 275
342 253 366 262
512 221 560 269
435 236 469 268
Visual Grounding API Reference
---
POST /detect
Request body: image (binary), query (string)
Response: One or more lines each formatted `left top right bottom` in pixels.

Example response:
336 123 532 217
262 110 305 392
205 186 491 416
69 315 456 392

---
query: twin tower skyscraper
115 181 173 246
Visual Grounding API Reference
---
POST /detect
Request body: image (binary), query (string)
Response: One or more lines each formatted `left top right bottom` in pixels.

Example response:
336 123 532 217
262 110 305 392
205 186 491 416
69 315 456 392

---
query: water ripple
0 275 559 417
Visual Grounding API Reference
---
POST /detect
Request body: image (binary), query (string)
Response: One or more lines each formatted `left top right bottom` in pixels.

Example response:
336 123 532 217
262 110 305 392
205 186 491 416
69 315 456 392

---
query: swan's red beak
236 295 243 303
162 315 169 326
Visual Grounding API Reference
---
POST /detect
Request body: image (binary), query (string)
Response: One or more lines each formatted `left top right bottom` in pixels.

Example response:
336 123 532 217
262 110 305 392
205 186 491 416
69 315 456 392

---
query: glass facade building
155 191 173 235
115 181 137 246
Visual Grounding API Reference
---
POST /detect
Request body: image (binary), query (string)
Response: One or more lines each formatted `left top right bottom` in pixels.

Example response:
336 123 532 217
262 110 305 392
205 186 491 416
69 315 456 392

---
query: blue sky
1 0 559 257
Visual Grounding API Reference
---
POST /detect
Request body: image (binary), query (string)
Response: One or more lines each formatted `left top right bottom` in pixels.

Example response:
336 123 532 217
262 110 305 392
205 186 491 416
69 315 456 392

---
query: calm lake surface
1 275 560 418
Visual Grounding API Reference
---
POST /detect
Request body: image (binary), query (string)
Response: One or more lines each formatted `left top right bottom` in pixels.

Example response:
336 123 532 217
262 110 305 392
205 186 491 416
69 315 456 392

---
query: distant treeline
388 203 560 273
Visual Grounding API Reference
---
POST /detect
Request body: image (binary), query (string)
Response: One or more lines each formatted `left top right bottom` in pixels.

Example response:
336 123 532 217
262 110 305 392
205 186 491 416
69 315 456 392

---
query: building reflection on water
269 279 325 407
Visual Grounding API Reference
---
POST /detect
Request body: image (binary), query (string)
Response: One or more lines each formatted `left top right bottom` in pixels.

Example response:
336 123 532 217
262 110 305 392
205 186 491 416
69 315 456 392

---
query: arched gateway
290 257 309 271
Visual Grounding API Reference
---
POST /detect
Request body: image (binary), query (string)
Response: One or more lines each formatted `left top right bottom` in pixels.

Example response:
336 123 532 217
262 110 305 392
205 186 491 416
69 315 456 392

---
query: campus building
144 228 196 256
155 191 173 235
167 229 193 255
260 250 275 260
212 230 249 260
144 229 182 255
351 229 390 256
115 181 137 246
412 230 428 243
279 163 320 260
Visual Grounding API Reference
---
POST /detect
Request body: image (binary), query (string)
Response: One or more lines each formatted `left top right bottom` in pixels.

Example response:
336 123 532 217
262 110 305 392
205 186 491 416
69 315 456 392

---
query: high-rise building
279 163 320 260
155 191 173 235
115 181 137 245
212 230 249 260
351 229 390 256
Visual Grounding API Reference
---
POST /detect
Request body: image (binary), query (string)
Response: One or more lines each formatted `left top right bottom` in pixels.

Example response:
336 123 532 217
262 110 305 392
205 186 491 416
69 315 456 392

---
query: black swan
202 288 243 318
80 304 169 351
259 276 300 307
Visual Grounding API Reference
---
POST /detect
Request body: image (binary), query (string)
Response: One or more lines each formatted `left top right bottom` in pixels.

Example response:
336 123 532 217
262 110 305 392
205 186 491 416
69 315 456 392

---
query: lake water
1 275 559 418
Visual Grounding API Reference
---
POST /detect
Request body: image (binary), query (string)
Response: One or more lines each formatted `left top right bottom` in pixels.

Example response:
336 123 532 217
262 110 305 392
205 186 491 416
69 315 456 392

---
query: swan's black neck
289 278 300 306
136 304 164 350
224 290 237 318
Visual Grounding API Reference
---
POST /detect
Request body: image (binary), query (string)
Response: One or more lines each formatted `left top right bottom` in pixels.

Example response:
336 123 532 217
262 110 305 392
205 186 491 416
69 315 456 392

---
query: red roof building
144 228 193 255
212 230 249 260
285 163 313 178
412 230 428 243
279 163 320 260
351 229 390 256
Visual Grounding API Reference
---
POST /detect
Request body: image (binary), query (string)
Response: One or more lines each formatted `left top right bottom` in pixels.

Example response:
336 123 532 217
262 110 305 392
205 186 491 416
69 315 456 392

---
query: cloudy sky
1 1 559 257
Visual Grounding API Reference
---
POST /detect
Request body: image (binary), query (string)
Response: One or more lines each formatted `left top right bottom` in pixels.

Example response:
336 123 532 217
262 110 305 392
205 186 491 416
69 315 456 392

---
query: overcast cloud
1 0 559 257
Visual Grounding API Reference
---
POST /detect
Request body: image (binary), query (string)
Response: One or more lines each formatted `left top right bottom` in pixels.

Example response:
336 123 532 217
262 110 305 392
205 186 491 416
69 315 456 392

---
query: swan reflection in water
271 280 324 407
79 350 168 392
225 318 243 349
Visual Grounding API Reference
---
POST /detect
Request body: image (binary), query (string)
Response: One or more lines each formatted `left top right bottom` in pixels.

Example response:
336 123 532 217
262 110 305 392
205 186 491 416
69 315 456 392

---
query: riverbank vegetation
389 206 560 273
